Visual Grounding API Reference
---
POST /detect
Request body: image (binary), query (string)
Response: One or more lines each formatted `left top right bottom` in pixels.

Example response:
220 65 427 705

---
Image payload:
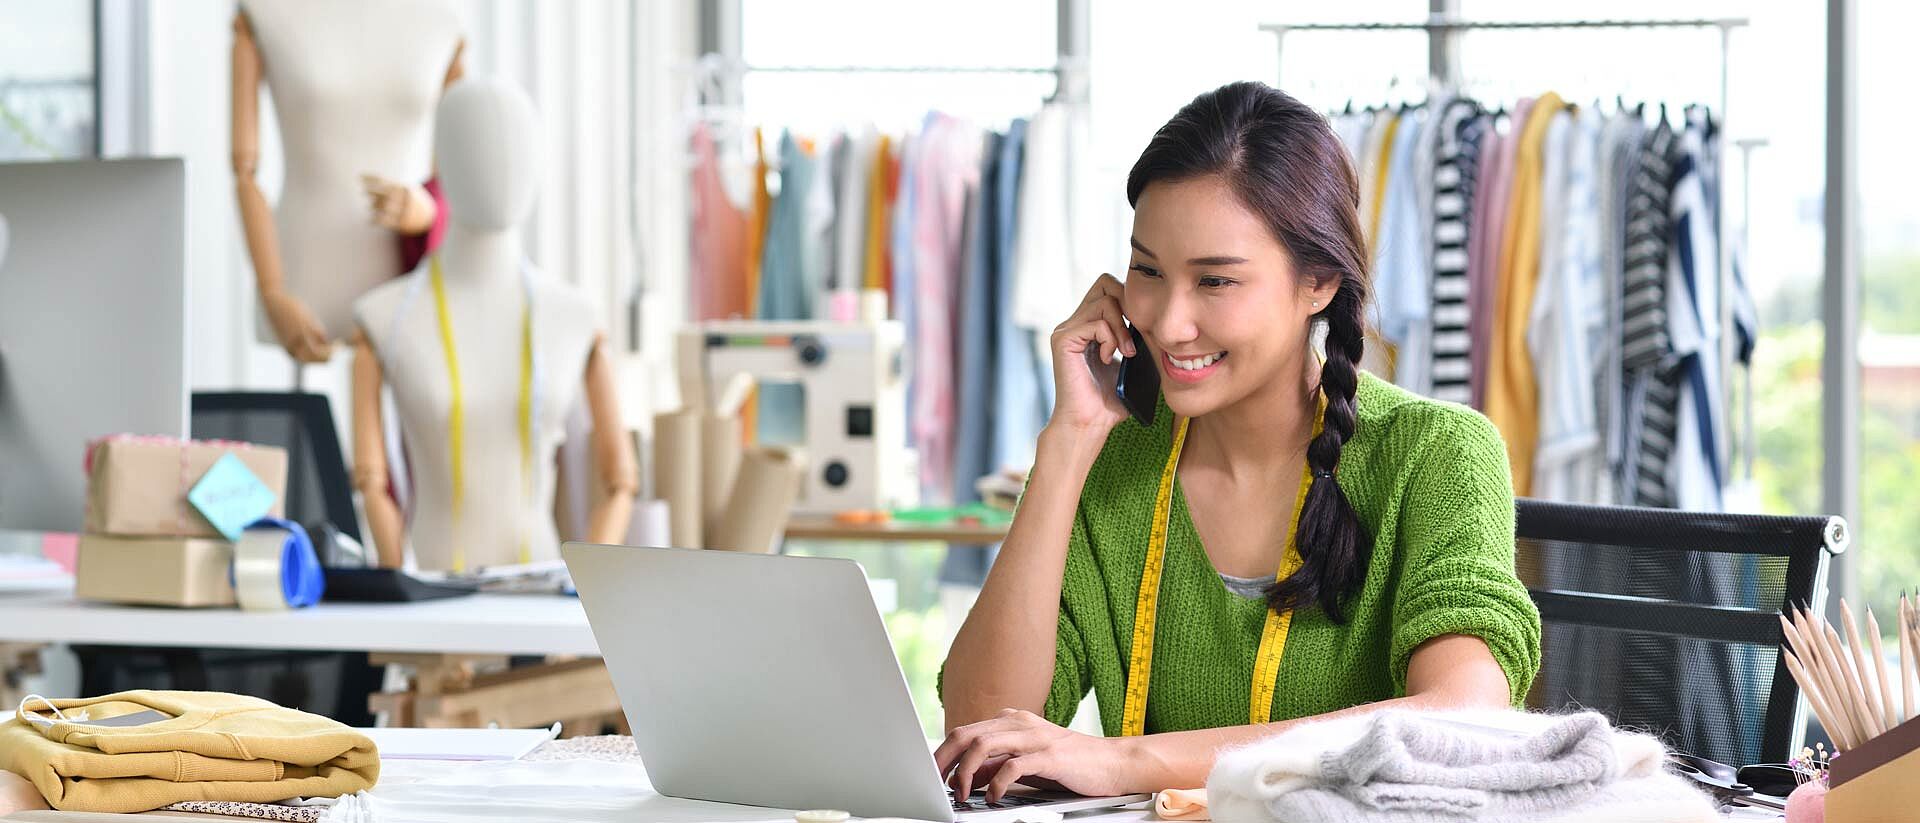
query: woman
935 82 1541 802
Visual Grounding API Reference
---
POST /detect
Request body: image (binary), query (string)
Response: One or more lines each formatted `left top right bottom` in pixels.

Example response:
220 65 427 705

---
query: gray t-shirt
1219 572 1269 600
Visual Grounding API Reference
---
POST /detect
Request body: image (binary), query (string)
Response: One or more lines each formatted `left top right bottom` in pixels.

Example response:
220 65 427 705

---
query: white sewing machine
691 320 916 514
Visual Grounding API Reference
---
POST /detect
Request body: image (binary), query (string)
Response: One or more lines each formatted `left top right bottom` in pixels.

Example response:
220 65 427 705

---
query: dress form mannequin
232 0 463 362
350 78 637 571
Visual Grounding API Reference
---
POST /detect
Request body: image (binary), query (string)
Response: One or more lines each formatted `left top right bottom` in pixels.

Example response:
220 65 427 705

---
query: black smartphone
1114 325 1159 426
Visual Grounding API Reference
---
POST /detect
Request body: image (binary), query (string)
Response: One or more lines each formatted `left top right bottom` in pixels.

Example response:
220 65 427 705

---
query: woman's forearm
943 424 1109 731
1122 638 1514 790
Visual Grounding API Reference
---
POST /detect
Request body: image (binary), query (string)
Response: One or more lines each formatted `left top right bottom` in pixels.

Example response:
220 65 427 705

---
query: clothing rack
1260 15 1754 490
700 57 1091 106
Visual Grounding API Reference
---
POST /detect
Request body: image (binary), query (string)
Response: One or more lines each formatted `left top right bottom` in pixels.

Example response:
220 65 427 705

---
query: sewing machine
693 320 916 514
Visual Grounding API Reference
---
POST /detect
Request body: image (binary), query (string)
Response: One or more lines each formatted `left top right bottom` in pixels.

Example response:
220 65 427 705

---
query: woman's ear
1304 273 1340 314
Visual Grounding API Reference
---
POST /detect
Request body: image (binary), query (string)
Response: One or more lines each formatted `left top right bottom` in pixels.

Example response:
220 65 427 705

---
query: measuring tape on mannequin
1120 399 1324 736
388 256 541 572
233 517 325 611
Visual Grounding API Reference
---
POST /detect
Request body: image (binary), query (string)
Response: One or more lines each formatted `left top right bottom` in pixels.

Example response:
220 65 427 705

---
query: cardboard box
75 533 237 607
1826 714 1920 822
84 436 287 539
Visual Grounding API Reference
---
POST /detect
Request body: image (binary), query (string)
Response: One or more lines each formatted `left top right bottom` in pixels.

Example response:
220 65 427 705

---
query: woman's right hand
1048 273 1135 436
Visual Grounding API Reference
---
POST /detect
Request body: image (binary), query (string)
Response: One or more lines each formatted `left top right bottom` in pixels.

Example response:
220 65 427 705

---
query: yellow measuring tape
428 256 536 571
1120 409 1321 736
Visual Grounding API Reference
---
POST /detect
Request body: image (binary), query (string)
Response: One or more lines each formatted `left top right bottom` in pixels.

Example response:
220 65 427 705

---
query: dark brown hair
1125 81 1372 622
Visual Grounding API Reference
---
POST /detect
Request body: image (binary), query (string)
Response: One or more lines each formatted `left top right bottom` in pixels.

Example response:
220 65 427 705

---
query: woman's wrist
1037 422 1110 469
1110 733 1179 794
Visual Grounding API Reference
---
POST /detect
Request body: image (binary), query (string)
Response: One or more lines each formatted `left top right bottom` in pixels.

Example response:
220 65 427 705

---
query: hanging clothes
1667 107 1726 513
950 131 1002 513
1374 106 1430 389
1486 92 1564 497
1010 102 1102 400
757 132 816 321
1596 108 1647 507
688 123 752 321
1529 106 1607 503
990 118 1048 471
1471 98 1529 411
1620 119 1679 507
862 134 894 294
1429 101 1488 405
745 127 771 312
1357 110 1394 242
942 129 1004 590
832 127 879 302
909 115 984 504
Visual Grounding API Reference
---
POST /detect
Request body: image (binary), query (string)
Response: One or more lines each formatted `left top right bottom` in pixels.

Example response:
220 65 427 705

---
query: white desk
0 590 602 657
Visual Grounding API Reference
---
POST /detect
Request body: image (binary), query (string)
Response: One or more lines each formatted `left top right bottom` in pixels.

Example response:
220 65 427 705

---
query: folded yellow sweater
1 690 378 813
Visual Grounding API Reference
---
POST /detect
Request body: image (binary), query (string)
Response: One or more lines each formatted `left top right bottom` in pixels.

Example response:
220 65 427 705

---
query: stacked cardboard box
74 437 286 607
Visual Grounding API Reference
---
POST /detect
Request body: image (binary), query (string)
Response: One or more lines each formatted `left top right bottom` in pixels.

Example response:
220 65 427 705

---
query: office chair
189 391 360 543
74 391 377 723
1515 498 1847 768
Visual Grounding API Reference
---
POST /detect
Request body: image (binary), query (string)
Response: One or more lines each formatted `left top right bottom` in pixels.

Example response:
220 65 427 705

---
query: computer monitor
0 158 188 532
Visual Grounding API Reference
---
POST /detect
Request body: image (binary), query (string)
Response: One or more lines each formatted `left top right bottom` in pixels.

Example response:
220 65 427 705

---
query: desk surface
0 591 603 657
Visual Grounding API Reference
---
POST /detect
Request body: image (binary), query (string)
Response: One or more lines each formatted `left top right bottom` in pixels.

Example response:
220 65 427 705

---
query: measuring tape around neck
390 256 541 572
1120 404 1324 736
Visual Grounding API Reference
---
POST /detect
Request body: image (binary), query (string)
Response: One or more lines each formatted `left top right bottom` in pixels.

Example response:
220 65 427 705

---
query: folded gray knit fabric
1208 709 1719 823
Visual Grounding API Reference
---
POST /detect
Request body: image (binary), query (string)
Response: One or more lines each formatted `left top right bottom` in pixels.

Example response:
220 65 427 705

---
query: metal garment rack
714 58 1090 106
1261 15 1754 484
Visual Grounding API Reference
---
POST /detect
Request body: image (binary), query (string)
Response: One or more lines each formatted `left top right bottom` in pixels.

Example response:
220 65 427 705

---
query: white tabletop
0 590 603 657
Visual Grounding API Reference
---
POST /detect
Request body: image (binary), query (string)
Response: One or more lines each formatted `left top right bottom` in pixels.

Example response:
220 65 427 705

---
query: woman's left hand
933 709 1142 804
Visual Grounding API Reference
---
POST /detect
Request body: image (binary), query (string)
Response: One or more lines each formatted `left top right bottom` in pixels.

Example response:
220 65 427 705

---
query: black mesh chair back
1515 498 1846 767
190 391 358 542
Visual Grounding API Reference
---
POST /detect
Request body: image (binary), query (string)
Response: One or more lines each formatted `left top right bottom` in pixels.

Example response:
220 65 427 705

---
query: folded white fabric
1206 709 1720 823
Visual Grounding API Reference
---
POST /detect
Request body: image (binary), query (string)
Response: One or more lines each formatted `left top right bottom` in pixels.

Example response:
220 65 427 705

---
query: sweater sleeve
1042 505 1095 727
1388 407 1542 706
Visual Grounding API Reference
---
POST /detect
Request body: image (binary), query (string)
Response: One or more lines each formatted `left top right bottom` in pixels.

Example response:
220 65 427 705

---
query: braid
1267 281 1371 622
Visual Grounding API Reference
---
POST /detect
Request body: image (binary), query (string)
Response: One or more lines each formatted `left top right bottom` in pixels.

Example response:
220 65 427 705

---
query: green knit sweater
943 371 1541 736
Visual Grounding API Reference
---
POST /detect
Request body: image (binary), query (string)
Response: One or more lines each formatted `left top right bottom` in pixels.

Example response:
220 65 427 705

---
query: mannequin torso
354 231 598 571
241 0 462 341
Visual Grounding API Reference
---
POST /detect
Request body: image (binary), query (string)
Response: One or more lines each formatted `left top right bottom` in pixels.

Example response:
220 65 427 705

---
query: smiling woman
935 81 1541 803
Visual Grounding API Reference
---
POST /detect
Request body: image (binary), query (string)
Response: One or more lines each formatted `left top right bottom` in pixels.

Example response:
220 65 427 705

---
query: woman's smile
1164 349 1228 383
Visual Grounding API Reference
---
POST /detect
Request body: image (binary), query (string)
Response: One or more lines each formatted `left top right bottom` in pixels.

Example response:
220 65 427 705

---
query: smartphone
1114 325 1159 427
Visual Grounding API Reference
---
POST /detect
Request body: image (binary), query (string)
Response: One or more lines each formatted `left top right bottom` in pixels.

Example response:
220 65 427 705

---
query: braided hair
1125 81 1373 622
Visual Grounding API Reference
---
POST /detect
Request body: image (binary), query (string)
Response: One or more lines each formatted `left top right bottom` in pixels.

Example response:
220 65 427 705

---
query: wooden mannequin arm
350 330 406 568
366 40 467 240
584 334 638 544
232 12 333 363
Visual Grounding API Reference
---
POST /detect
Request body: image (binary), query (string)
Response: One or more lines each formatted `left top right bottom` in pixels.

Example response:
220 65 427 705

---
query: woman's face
1122 175 1334 420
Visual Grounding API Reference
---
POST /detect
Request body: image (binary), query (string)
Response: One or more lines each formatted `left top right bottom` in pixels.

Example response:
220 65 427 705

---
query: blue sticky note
188 453 278 541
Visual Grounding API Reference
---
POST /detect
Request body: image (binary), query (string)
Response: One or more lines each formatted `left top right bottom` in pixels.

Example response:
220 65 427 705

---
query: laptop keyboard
949 791 1052 813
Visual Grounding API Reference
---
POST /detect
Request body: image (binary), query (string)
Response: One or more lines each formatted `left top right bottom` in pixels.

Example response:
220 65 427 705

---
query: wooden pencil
1784 647 1853 750
1903 597 1916 723
1866 608 1897 728
1840 600 1887 734
1824 612 1884 738
1798 607 1868 744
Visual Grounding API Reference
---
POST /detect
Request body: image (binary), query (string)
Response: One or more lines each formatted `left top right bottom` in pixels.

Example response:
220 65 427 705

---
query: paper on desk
358 723 560 761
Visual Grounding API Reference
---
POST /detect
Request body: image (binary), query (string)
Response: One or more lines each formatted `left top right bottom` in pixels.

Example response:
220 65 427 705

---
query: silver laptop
562 543 1151 821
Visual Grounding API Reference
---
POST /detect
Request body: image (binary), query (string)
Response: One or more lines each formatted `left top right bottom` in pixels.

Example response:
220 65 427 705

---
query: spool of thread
859 289 889 324
652 409 704 549
234 518 325 611
828 290 860 323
